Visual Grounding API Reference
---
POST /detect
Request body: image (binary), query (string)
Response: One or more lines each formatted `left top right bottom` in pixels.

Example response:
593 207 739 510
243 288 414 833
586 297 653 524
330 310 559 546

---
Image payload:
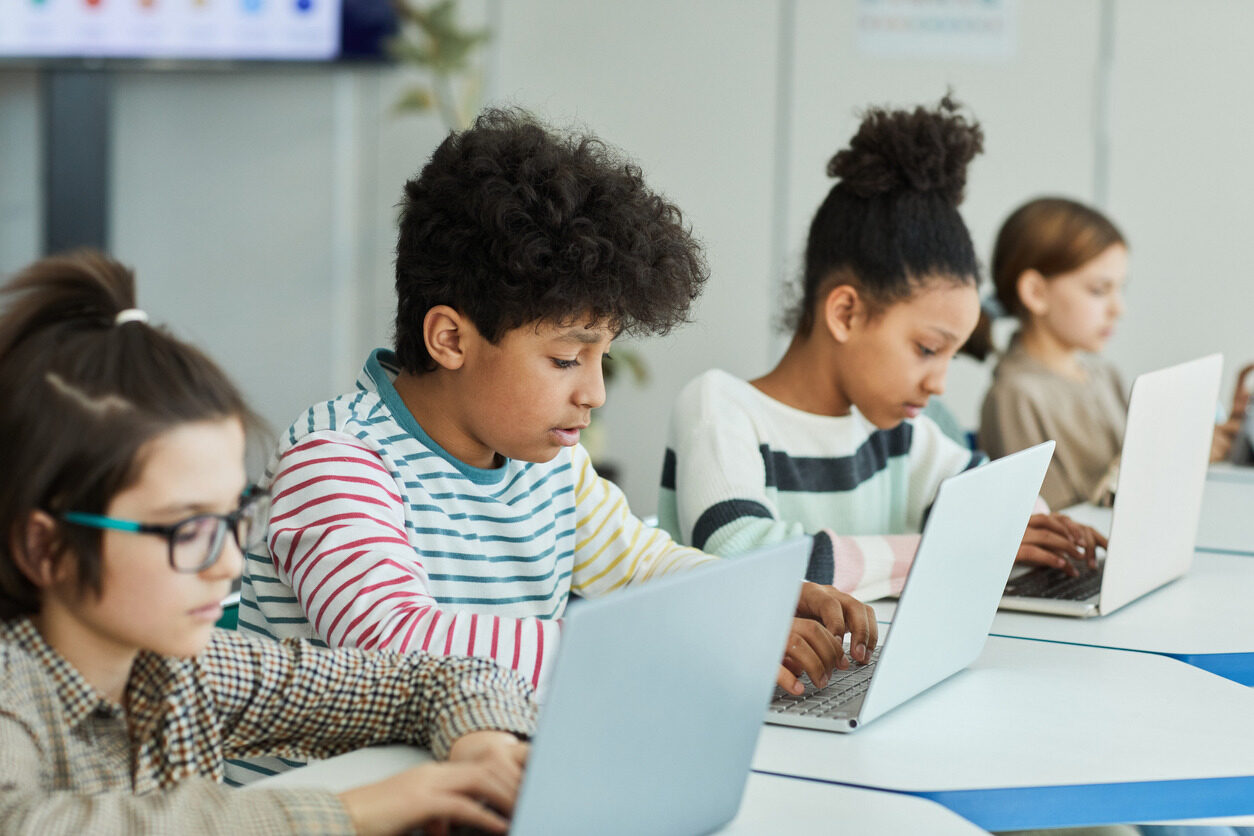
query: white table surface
1197 466 1254 554
871 551 1254 657
252 744 988 835
752 636 1254 792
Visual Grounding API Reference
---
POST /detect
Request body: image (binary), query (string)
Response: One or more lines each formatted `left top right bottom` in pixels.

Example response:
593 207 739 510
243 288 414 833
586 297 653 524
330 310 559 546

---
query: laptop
999 354 1223 618
767 441 1054 733
507 538 808 836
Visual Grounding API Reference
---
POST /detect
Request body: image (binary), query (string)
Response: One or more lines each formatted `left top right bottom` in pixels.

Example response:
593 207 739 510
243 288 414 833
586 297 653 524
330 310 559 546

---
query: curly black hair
788 94 984 334
394 108 708 372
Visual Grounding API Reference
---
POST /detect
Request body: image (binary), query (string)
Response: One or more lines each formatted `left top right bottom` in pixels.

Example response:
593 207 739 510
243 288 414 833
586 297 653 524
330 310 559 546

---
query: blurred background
1 0 1249 514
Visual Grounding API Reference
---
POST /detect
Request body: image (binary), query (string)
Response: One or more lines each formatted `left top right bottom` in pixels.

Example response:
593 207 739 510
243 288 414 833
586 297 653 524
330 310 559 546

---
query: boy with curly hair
235 111 872 779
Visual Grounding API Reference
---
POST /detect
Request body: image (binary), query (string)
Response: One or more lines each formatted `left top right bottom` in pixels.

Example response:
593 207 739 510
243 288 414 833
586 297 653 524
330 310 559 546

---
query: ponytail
0 251 255 618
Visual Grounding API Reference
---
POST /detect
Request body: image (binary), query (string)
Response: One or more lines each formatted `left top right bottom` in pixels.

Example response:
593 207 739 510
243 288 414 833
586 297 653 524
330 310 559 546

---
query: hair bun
826 94 983 205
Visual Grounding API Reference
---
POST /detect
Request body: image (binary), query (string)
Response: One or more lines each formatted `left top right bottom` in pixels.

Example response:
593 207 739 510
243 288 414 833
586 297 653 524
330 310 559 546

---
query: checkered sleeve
206 631 537 762
0 687 353 834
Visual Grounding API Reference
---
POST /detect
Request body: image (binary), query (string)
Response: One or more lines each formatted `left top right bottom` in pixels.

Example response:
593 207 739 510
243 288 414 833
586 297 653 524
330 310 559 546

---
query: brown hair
0 251 255 619
961 197 1126 360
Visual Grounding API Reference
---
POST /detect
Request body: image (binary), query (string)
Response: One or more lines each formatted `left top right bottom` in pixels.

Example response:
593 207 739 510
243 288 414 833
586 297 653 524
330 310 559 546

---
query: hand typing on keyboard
775 583 879 697
1015 513 1107 577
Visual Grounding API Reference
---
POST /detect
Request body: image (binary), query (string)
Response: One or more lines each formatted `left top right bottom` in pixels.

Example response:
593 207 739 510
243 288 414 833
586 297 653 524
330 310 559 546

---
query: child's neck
750 332 853 417
393 369 503 470
33 604 137 706
1019 323 1087 381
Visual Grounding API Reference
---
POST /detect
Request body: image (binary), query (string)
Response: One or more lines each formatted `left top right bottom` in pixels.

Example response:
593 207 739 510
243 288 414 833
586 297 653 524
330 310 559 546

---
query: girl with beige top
975 198 1250 511
975 198 1129 511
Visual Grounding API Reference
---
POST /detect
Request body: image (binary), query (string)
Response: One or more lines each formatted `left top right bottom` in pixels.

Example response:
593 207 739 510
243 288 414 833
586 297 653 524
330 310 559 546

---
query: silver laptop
999 354 1223 618
510 539 808 836
768 441 1054 733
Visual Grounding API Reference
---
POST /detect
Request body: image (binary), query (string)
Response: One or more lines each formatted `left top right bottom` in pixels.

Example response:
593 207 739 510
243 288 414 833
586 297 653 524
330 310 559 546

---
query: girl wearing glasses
0 252 536 834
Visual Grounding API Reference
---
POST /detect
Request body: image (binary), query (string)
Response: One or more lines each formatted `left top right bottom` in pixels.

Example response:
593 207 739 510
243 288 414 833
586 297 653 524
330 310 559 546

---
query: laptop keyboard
1004 564 1103 601
769 648 882 718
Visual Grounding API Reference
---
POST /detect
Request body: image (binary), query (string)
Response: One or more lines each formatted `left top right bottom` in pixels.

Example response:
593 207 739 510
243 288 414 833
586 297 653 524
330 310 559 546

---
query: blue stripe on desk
1166 652 1254 686
752 770 1254 831
1196 546 1254 556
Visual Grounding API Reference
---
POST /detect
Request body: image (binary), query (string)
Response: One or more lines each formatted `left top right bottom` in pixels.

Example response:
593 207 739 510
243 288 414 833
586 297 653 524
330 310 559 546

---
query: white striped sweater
658 370 985 602
238 350 715 691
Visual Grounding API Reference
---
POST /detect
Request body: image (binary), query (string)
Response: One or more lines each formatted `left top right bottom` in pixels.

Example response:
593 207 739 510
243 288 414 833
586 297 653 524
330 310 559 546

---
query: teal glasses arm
61 511 146 534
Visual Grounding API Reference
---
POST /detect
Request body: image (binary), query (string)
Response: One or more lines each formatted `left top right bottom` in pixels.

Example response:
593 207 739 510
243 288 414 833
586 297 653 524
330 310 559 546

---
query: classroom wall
1105 2 1254 397
0 70 42 277
1 0 1250 513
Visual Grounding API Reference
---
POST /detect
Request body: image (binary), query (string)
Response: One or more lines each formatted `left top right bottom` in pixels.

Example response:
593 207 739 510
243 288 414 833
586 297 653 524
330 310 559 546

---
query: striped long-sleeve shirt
239 349 714 690
657 369 985 602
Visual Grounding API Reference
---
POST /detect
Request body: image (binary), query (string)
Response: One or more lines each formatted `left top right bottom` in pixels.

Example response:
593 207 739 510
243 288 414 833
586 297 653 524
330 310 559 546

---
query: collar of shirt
1 618 121 730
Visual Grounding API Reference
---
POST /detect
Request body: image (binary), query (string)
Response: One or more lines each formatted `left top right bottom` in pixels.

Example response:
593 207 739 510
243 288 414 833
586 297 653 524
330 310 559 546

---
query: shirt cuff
425 661 538 760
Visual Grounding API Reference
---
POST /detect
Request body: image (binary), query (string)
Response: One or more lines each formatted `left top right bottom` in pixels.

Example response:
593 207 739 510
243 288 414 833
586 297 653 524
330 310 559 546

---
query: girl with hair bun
976 197 1253 509
0 251 536 834
660 98 1106 613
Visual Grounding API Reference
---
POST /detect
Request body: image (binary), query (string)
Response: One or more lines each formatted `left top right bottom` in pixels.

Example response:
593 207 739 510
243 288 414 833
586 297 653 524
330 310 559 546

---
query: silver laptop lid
510 538 808 836
1099 354 1222 614
857 441 1054 727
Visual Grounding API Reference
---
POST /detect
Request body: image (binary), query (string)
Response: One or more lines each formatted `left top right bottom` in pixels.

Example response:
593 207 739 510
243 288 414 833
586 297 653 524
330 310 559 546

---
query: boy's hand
339 735 528 836
447 730 528 768
776 583 879 696
1015 513 1107 577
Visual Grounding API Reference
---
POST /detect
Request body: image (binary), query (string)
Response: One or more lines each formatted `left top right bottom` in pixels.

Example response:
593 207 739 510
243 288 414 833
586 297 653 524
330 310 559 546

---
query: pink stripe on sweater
420 613 442 651
315 557 421 635
269 491 394 526
279 451 391 477
274 473 403 507
280 437 374 461
442 617 456 655
370 603 425 650
397 608 426 652
344 590 423 648
831 535 866 594
531 622 545 687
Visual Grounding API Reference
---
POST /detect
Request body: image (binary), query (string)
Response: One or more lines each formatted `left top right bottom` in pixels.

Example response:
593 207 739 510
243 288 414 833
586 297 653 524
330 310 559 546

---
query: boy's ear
821 284 861 344
423 305 468 371
1016 269 1050 317
11 511 69 589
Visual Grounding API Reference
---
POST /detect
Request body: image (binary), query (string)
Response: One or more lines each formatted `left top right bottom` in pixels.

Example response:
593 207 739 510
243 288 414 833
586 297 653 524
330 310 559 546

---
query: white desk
872 551 1254 685
253 744 987 834
752 635 1254 831
1197 465 1254 555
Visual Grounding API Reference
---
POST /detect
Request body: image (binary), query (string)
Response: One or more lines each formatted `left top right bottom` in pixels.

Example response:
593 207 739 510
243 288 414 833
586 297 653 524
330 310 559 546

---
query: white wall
1106 1 1254 409
108 66 451 442
4 0 1252 511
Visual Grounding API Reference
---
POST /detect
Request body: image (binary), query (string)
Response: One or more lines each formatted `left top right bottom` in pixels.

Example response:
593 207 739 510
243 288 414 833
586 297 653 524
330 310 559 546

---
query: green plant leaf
387 0 492 130
394 86 435 112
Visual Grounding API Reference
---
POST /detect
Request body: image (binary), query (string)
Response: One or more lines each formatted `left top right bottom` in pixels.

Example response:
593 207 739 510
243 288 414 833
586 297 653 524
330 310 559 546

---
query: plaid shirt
0 617 537 835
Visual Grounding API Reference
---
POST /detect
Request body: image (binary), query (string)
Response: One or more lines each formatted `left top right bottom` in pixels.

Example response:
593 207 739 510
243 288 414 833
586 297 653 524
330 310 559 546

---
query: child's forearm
212 632 537 763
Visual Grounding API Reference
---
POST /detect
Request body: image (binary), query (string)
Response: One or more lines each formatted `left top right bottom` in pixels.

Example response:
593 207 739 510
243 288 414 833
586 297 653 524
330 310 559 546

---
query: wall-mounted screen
0 0 394 62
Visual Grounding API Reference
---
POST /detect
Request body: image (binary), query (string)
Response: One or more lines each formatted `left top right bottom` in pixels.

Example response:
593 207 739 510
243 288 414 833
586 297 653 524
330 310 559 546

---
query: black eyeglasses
61 487 270 573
